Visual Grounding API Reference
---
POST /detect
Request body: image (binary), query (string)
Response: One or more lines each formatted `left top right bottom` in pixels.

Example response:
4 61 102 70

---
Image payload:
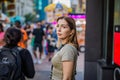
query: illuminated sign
68 13 86 19
114 25 120 67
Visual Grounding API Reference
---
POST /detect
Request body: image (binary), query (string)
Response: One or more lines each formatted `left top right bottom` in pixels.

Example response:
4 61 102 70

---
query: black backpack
0 47 22 80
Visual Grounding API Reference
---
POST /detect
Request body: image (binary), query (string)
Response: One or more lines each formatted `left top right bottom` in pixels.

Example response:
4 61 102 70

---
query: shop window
113 0 120 67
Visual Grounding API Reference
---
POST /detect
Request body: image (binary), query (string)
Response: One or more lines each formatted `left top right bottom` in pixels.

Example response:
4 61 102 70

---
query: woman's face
56 19 72 40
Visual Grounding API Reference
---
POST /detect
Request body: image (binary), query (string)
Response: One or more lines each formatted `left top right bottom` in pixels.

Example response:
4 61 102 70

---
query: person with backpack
0 27 35 80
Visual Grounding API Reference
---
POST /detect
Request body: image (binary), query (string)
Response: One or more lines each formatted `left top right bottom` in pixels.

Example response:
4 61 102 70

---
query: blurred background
0 0 86 80
1 0 120 80
0 0 86 48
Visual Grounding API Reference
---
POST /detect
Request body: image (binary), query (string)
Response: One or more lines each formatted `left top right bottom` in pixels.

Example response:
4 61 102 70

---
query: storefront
85 0 120 80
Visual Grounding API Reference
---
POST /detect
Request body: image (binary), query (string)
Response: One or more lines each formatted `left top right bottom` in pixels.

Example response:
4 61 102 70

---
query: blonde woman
51 16 79 80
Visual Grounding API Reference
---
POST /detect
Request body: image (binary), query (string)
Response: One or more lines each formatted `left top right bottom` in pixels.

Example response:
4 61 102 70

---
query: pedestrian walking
32 22 45 64
24 23 34 56
47 25 56 61
0 27 35 80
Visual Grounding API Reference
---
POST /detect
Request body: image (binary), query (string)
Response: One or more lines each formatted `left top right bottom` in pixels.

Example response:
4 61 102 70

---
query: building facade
0 0 34 17
15 0 34 16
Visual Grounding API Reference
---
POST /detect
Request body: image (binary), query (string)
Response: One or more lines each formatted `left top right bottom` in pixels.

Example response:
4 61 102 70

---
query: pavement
26 53 84 80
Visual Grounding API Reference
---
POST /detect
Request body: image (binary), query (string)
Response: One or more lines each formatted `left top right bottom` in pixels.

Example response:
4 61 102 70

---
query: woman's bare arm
62 61 74 80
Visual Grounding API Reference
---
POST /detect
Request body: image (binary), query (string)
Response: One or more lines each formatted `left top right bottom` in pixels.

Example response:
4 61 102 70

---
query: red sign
114 32 120 66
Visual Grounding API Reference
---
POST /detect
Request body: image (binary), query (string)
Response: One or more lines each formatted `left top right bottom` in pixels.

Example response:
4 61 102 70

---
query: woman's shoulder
64 44 77 50
61 44 78 53
60 44 78 61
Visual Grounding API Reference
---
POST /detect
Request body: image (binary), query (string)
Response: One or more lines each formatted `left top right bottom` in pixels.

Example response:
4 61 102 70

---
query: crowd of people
0 19 58 64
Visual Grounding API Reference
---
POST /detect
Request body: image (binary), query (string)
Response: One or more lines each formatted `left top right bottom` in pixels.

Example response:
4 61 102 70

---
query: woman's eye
63 26 66 28
61 25 67 28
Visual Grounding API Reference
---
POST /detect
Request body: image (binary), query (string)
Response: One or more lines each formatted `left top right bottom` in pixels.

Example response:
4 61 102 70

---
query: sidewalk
26 53 84 80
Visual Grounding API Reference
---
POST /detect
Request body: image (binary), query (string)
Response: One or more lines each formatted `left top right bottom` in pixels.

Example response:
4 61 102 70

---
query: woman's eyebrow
58 24 68 25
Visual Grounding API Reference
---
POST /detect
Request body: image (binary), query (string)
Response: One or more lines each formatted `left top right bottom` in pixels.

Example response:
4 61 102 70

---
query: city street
1 0 119 80
26 53 84 80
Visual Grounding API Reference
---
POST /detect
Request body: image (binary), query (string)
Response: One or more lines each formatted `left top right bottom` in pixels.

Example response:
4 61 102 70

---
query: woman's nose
57 27 61 31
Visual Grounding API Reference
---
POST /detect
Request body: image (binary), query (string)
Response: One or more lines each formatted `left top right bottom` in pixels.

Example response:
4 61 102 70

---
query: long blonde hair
56 16 79 51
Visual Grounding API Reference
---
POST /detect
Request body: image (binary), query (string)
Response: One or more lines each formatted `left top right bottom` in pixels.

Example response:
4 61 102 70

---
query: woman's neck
61 39 67 45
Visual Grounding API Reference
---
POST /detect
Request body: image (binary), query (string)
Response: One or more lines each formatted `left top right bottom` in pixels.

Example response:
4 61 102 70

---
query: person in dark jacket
4 27 35 80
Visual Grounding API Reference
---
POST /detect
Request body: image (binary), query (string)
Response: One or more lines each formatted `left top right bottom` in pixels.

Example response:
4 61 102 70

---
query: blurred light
53 0 71 8
36 14 40 18
38 0 42 10
68 14 86 19
76 20 82 25
52 21 57 25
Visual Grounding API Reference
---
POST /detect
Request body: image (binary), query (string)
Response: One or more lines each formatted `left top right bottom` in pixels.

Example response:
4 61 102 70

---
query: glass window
114 0 120 25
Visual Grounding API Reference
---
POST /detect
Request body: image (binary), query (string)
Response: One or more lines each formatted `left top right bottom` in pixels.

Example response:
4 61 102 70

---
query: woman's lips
57 33 62 36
